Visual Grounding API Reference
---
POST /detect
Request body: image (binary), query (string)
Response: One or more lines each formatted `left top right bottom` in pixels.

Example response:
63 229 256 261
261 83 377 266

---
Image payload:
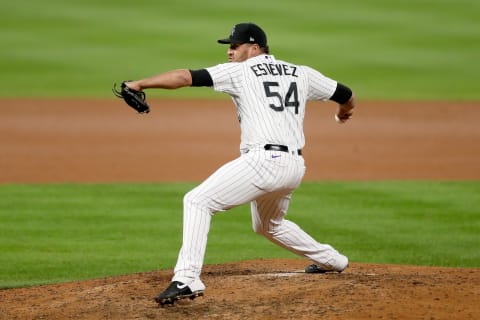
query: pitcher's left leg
172 152 268 284
156 154 267 306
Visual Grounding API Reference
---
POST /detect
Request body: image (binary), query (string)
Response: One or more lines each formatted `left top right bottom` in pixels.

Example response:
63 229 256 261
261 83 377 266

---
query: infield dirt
0 99 479 319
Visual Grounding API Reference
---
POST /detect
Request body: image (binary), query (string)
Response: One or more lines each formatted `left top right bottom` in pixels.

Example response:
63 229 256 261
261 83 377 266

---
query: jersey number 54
263 81 299 114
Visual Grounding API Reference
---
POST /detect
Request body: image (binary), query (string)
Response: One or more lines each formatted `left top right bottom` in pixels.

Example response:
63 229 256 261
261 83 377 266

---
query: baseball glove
112 81 150 114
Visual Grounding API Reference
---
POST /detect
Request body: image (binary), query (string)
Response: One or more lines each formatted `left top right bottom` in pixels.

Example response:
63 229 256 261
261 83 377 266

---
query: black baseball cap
217 23 267 47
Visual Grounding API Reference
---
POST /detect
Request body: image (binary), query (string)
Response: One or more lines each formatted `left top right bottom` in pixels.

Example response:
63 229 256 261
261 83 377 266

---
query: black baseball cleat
154 281 204 306
305 263 349 274
305 264 328 273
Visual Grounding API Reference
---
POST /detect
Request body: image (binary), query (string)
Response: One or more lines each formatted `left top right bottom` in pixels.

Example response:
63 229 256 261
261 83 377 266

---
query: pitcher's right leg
251 194 348 272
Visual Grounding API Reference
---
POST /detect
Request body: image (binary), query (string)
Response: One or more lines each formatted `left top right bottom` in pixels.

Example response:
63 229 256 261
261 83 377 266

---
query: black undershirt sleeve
330 83 353 104
189 69 213 87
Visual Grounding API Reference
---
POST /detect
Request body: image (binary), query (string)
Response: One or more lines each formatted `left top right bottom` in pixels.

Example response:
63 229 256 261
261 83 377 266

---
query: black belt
264 144 302 156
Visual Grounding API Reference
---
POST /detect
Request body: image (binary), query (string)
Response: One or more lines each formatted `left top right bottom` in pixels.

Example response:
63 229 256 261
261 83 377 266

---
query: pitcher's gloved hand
112 81 150 114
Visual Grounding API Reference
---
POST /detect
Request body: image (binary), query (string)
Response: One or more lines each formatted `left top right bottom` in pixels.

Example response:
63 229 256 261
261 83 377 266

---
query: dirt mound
1 259 478 319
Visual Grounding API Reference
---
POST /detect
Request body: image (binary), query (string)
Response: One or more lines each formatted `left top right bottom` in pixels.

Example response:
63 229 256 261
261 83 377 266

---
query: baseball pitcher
113 22 356 306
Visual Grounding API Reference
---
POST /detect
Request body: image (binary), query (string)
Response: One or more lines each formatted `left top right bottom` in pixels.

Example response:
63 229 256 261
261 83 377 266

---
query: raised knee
183 190 203 208
183 190 216 214
183 190 195 206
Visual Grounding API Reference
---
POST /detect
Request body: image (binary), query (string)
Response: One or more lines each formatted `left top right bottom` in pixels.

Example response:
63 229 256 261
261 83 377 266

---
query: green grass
0 0 479 99
1 181 479 288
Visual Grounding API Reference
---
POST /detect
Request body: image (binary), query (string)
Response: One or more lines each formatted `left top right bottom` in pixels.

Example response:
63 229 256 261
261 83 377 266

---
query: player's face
227 43 255 62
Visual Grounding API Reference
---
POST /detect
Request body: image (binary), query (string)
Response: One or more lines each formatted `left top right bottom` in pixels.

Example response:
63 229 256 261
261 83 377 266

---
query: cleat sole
157 290 204 307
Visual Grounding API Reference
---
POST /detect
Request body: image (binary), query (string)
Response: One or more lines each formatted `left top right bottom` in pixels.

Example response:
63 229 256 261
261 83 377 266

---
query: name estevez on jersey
250 63 298 78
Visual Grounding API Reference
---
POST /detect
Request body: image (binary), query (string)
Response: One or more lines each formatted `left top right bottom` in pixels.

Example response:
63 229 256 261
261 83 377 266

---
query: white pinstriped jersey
172 55 350 286
207 54 337 151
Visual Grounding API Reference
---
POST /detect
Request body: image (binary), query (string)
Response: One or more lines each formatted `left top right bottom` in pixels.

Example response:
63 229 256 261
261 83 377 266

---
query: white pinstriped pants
172 148 348 284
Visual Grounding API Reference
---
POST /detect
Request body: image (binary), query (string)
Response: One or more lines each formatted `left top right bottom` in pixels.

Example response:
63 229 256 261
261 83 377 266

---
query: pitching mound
1 259 479 319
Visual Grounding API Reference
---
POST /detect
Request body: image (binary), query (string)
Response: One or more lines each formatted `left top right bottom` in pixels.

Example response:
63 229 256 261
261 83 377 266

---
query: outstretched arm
125 69 193 91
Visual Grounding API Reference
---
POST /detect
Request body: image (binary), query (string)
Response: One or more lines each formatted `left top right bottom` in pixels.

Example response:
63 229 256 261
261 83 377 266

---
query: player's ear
250 43 261 53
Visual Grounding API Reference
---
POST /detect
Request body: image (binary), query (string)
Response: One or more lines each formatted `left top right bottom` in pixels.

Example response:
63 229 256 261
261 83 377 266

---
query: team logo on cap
230 26 236 37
